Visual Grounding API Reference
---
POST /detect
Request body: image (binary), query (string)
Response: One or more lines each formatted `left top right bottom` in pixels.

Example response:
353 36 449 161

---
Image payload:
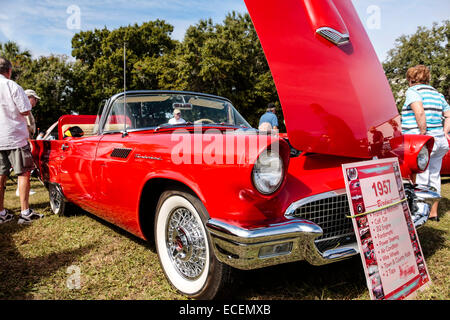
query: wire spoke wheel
155 189 232 299
166 207 207 280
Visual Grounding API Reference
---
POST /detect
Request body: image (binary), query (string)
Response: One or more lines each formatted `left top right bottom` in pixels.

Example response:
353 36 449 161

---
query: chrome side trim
316 27 350 46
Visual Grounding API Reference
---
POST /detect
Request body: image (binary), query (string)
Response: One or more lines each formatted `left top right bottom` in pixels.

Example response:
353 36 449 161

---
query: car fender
390 134 434 177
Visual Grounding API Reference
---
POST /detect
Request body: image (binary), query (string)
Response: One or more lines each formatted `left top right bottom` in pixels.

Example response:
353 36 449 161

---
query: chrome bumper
206 184 440 271
405 183 441 228
206 218 358 270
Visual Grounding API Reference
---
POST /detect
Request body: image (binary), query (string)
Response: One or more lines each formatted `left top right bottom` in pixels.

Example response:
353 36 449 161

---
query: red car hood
245 0 399 158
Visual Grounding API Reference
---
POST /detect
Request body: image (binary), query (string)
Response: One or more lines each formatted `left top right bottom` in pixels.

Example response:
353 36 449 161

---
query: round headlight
417 145 429 171
252 150 284 195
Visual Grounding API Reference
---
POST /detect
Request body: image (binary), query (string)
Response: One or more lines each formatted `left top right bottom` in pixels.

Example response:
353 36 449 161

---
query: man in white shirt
14 89 40 197
0 57 43 224
168 108 186 124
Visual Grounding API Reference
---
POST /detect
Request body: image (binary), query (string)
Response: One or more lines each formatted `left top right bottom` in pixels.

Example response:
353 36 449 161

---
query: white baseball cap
24 89 41 100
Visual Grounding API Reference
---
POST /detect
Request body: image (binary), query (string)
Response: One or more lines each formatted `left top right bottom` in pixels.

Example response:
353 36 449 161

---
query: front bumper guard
206 184 440 271
206 218 358 270
405 183 441 228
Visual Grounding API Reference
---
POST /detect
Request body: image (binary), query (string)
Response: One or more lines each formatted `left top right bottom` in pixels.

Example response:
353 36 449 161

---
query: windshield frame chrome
98 90 248 135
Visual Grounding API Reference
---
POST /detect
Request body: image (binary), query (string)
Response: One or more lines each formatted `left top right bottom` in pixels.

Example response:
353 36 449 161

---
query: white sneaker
0 209 14 224
18 209 44 225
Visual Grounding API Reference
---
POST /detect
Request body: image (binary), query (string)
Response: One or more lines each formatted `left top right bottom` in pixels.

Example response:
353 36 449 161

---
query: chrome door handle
61 144 69 151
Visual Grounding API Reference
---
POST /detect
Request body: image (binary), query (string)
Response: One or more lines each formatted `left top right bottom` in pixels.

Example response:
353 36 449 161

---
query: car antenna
122 41 128 138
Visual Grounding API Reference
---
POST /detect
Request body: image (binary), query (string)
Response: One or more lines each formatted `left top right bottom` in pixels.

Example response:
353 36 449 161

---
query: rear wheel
48 183 69 216
154 189 232 299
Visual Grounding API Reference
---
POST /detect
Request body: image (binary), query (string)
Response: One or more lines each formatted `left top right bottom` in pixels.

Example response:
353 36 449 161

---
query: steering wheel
194 118 215 124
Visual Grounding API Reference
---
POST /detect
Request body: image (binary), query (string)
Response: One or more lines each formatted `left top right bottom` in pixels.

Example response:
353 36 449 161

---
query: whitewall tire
154 189 231 299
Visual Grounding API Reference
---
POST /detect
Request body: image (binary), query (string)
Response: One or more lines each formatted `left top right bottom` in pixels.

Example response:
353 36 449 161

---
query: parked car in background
441 138 450 175
31 0 440 299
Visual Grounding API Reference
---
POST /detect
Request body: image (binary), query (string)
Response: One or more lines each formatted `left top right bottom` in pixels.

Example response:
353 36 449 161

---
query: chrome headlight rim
417 144 430 171
251 150 285 195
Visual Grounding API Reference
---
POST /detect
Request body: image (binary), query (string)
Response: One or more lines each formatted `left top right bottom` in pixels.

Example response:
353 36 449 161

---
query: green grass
0 177 449 300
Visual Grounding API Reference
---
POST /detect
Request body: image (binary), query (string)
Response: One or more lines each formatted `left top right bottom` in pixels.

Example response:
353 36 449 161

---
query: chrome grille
288 193 355 252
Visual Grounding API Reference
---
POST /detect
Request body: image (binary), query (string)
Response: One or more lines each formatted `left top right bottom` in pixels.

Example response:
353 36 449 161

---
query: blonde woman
401 65 450 221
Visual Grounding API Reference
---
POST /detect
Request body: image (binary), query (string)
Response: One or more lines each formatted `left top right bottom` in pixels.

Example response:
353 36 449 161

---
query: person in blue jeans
258 103 279 132
401 65 450 222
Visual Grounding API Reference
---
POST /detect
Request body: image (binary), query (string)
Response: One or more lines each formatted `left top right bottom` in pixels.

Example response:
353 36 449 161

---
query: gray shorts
0 144 35 176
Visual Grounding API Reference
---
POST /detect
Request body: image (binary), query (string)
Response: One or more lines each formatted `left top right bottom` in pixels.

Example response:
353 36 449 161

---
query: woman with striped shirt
401 65 450 221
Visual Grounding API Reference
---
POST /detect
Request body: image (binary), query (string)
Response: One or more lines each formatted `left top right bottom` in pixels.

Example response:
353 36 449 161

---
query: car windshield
102 93 251 132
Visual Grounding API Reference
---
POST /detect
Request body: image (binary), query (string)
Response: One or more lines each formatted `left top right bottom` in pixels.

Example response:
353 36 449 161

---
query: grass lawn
0 176 448 300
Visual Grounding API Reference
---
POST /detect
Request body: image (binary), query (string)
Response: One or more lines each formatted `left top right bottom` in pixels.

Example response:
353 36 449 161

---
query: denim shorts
0 144 35 176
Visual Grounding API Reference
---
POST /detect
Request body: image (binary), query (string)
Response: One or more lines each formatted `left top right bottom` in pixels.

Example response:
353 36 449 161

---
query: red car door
91 132 143 234
59 136 101 208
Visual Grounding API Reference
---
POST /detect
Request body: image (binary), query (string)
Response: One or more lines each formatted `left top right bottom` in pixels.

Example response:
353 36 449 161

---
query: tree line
1 14 448 133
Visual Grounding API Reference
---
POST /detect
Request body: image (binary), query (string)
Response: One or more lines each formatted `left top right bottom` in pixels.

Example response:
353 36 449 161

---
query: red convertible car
31 0 440 299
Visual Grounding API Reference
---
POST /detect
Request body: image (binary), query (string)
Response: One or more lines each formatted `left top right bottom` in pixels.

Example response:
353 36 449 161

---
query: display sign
342 158 431 300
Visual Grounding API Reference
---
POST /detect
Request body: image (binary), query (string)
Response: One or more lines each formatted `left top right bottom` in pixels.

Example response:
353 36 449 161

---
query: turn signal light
258 242 293 258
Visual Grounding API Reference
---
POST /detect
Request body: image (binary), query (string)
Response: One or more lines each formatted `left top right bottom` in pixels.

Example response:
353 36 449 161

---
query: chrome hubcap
166 207 207 280
50 186 61 212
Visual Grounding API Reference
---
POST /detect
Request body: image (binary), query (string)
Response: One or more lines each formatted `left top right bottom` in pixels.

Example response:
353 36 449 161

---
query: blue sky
0 0 449 62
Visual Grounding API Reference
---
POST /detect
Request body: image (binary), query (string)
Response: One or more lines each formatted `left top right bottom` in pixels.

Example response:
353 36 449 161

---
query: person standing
258 103 279 132
24 89 40 139
401 65 450 222
14 89 40 197
0 57 43 224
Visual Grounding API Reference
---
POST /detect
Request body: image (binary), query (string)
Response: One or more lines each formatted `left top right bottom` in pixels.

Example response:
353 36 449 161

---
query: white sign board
343 158 431 300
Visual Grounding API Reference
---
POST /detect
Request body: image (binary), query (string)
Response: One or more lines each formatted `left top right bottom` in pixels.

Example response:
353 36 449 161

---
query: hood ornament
316 27 350 46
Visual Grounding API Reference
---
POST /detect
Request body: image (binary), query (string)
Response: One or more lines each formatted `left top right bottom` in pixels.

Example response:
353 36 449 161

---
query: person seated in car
258 121 273 133
168 108 186 124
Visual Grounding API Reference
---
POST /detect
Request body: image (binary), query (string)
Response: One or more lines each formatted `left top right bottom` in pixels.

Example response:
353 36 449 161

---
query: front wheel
154 189 232 299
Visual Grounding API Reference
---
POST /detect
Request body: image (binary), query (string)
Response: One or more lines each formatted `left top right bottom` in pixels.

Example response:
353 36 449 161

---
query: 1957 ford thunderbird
31 0 440 299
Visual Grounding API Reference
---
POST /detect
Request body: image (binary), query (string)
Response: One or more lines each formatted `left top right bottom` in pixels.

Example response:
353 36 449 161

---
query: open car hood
245 0 399 158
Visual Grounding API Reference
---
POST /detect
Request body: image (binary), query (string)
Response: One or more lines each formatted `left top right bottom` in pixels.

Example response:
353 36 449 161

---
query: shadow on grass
28 202 52 211
0 222 96 299
413 196 448 267
42 204 365 299
417 222 447 260
437 195 450 218
232 257 367 300
65 206 156 253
